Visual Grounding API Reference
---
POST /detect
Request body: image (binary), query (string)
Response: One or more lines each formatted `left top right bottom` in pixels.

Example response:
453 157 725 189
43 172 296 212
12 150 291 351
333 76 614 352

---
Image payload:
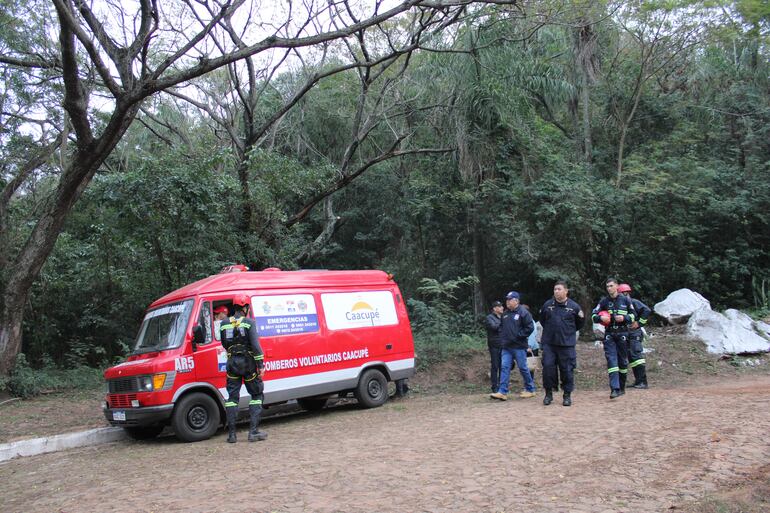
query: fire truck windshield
133 299 194 354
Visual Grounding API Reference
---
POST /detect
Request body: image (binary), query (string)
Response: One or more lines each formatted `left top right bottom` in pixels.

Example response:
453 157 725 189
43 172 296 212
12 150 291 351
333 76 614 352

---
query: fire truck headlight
138 376 153 392
152 373 166 390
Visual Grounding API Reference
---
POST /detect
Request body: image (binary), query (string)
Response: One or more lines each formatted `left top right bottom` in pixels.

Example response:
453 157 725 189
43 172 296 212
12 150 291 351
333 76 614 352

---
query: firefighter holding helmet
220 293 267 443
592 278 636 399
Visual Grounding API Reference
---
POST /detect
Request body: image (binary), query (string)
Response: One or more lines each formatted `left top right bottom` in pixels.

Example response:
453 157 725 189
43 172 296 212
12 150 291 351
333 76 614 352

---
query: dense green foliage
1 1 768 385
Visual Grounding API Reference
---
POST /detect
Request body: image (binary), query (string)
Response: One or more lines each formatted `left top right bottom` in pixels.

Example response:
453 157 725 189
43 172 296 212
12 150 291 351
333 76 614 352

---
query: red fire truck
102 267 415 442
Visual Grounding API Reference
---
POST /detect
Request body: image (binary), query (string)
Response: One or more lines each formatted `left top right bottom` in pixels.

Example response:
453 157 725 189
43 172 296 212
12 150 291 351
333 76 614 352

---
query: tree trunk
580 66 593 165
470 201 485 318
0 291 26 376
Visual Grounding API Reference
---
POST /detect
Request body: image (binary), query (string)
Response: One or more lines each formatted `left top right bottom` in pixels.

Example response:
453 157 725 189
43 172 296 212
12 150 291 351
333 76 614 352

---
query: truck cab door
193 300 227 390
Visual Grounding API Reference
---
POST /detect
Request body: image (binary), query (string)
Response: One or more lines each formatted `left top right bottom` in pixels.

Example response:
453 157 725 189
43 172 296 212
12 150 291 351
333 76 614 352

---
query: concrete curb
0 427 128 463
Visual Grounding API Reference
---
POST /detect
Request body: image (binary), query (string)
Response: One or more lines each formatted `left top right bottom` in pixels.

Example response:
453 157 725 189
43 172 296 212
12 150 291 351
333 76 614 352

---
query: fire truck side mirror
191 324 205 352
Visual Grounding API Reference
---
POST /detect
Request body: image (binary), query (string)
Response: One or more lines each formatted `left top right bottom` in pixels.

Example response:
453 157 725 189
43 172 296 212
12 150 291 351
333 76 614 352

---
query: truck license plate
113 410 126 421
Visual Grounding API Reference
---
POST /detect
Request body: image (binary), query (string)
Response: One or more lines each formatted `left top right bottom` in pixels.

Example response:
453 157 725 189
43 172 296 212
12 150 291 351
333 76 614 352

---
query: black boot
562 392 572 407
226 406 237 443
610 389 620 399
619 372 627 395
247 403 267 442
632 365 648 389
543 390 553 406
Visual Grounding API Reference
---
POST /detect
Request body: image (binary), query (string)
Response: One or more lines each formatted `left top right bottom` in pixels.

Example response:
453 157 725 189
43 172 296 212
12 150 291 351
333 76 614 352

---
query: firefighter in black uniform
484 300 505 393
220 293 267 443
592 277 636 399
618 283 651 389
539 280 585 406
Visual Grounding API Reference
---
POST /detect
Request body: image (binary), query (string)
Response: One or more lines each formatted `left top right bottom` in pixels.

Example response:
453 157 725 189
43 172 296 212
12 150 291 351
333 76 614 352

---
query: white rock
654 289 711 324
686 308 770 354
592 322 605 340
724 309 754 330
756 320 770 340
725 309 770 341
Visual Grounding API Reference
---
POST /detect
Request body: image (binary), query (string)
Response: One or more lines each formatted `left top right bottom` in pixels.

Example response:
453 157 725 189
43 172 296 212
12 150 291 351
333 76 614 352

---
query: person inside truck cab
213 305 229 341
220 294 267 443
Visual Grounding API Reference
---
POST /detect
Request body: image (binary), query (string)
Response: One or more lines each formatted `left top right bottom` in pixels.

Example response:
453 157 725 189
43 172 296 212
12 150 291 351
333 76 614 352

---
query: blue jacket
629 297 651 330
539 298 585 347
591 295 636 331
500 305 534 350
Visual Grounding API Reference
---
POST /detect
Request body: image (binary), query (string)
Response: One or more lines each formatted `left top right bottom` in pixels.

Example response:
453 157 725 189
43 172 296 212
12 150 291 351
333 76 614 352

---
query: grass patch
413 333 485 371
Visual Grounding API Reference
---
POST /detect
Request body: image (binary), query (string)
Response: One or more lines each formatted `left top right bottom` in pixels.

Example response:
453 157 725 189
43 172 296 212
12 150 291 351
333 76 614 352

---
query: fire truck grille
108 394 137 408
108 377 140 393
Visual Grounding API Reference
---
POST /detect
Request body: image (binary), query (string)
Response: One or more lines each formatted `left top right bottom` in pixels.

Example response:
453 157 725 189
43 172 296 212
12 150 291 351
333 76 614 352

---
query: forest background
0 0 768 395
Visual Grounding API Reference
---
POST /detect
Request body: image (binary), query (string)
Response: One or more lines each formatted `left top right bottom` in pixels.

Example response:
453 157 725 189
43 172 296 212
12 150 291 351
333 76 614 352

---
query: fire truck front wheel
355 369 388 408
171 392 221 442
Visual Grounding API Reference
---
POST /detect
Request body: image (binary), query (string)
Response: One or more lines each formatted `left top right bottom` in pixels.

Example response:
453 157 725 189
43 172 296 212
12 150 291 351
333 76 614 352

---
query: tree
0 0 519 377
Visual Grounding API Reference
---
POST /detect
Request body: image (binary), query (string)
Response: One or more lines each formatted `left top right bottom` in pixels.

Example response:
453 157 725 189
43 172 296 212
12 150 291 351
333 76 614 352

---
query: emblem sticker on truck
254 294 319 337
321 291 399 330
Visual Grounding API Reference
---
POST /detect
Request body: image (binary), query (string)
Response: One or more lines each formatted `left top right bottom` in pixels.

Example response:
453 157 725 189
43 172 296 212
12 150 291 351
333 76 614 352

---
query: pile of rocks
654 288 770 354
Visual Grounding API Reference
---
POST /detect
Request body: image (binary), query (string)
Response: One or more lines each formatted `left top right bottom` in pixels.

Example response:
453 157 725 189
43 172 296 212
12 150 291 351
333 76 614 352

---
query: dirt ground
1 373 770 513
2 329 770 512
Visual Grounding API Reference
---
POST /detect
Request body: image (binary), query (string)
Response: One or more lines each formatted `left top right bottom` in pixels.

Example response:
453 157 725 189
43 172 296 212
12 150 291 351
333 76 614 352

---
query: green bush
6 353 103 398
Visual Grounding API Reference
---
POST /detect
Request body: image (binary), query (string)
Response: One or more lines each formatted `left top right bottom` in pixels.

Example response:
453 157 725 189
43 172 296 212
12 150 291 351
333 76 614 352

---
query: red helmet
617 283 632 293
233 293 251 308
597 310 611 326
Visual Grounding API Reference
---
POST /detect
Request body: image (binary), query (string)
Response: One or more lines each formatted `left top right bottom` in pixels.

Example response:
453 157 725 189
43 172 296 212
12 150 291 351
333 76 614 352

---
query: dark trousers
627 329 647 383
603 332 629 391
542 344 576 393
488 344 502 392
225 372 264 408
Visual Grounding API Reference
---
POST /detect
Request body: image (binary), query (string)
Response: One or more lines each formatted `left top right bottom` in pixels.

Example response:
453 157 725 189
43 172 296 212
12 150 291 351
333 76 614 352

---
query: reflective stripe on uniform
607 367 619 373
225 401 237 407
630 359 646 367
249 399 262 405
619 368 628 374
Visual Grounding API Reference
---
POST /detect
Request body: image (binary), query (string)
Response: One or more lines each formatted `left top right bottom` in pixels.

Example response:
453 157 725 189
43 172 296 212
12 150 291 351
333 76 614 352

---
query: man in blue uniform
618 283 651 389
484 300 505 392
490 292 536 401
539 280 585 406
592 278 636 399
220 293 267 443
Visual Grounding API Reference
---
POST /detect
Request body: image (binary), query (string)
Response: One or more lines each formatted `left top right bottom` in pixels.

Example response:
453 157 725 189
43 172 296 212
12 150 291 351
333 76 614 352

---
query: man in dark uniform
220 293 267 443
592 278 636 399
484 300 505 393
539 280 585 406
618 283 651 389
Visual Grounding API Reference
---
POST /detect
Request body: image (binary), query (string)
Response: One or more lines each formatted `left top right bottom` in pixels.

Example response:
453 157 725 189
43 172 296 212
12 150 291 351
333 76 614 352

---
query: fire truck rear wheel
354 369 388 408
124 424 164 440
171 392 220 442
